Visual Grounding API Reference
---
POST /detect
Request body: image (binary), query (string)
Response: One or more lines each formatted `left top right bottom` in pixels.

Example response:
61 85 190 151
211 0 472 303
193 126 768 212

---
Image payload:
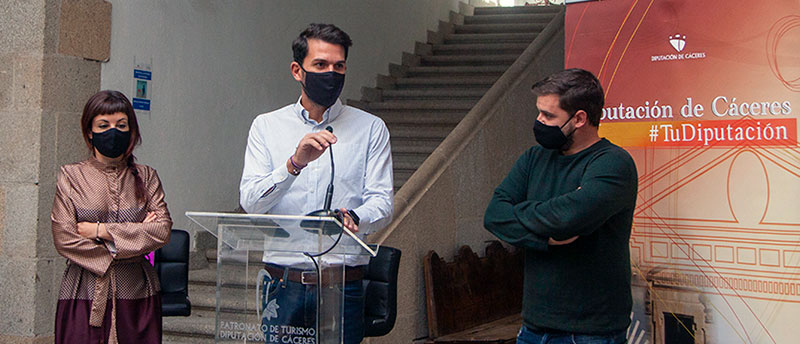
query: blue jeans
517 325 627 344
260 266 365 344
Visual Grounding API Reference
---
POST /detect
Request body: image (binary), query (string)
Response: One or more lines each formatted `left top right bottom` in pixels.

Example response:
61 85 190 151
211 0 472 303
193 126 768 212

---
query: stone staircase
348 5 561 191
162 5 562 343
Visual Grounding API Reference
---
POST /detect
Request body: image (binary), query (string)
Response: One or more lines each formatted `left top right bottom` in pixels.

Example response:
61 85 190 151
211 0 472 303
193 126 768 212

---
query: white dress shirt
239 98 393 267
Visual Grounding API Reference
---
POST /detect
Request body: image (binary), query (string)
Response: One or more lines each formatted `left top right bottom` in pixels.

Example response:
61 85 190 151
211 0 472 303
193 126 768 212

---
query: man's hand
293 131 337 166
339 207 358 233
549 236 579 245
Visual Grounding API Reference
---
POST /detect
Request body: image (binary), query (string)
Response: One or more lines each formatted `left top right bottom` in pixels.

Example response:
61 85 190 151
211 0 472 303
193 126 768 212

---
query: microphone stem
324 141 334 211
329 141 334 184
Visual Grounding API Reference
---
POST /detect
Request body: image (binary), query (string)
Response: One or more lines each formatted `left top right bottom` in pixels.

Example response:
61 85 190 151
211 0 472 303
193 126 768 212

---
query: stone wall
0 1 109 342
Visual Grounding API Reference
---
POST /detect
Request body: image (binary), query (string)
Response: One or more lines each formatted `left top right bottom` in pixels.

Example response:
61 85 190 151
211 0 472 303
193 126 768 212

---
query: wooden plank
431 314 521 343
424 250 443 338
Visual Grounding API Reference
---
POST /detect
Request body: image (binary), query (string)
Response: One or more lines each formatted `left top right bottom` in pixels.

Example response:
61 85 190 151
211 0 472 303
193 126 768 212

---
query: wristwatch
347 209 360 226
334 209 360 226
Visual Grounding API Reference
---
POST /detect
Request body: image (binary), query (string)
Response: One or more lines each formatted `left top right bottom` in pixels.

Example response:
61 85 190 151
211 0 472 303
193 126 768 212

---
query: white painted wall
101 0 462 232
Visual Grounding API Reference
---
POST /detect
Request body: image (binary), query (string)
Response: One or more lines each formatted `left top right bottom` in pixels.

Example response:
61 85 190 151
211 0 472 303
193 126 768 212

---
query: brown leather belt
265 264 365 285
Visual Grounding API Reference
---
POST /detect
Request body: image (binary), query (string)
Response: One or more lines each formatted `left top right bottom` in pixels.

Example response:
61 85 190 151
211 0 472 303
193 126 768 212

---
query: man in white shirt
239 23 393 344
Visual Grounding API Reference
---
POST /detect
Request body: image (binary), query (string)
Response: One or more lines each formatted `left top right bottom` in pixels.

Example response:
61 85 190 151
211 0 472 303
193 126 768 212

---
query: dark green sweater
484 138 637 334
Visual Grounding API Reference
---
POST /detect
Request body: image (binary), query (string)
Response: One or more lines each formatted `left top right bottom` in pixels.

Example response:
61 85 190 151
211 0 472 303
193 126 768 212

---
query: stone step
189 283 259 314
394 172 412 190
454 22 547 34
444 32 537 44
473 5 562 15
205 248 264 265
391 138 442 154
371 111 468 123
392 153 429 171
393 75 498 88
190 264 261 288
163 309 216 341
393 150 430 161
163 334 209 344
350 100 475 111
392 136 442 189
405 65 508 78
388 124 453 140
419 54 518 66
380 88 488 100
394 170 424 189
379 111 465 126
465 12 556 24
431 42 528 55
163 333 214 344
394 177 408 189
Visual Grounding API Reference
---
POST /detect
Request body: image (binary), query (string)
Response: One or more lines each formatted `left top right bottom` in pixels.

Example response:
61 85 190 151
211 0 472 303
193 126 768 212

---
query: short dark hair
292 23 353 64
81 90 141 157
531 68 604 126
80 90 146 202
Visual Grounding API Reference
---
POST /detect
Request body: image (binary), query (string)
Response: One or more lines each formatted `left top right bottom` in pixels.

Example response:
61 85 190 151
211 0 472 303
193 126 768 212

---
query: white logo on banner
651 32 706 62
669 34 686 52
264 299 280 320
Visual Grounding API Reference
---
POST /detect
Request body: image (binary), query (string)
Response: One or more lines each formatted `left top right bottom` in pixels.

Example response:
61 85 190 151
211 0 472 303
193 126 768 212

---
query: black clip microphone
302 126 342 234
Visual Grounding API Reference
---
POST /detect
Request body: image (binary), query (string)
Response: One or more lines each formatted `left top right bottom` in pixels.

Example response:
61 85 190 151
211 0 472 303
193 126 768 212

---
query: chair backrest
423 242 522 338
363 245 402 337
155 229 191 316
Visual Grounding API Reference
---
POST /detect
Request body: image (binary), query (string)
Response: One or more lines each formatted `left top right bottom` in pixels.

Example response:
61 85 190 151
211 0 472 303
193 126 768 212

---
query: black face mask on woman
533 113 577 150
91 128 131 158
300 65 345 109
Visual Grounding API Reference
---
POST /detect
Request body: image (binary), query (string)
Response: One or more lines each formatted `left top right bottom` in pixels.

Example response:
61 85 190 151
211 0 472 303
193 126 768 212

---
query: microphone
302 126 342 234
322 126 334 212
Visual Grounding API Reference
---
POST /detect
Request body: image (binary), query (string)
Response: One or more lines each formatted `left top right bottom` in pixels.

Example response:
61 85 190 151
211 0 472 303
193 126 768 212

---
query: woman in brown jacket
51 90 172 344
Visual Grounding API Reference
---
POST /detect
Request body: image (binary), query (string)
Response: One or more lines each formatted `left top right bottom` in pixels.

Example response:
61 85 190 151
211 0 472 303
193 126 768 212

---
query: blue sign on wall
133 67 152 111
133 69 152 80
132 98 150 111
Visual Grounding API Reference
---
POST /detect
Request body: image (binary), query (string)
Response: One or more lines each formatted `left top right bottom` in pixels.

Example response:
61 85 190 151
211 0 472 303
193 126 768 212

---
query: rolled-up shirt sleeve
353 119 394 234
240 116 297 214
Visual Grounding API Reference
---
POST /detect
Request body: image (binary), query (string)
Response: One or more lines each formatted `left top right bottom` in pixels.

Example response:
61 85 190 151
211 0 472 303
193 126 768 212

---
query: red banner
566 1 800 342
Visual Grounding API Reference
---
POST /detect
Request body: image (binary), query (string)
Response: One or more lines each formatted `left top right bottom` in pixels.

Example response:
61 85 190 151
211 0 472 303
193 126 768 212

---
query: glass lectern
186 211 378 344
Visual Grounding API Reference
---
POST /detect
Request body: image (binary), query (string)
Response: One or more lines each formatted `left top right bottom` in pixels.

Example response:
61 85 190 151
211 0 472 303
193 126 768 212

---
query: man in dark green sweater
484 69 637 343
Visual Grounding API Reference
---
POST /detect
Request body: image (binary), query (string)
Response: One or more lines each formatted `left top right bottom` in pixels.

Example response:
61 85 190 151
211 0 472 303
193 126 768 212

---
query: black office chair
363 245 402 337
155 229 191 317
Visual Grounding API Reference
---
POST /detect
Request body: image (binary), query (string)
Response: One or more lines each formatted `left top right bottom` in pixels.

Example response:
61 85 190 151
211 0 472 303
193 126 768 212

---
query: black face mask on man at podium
301 126 360 235
300 66 345 109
